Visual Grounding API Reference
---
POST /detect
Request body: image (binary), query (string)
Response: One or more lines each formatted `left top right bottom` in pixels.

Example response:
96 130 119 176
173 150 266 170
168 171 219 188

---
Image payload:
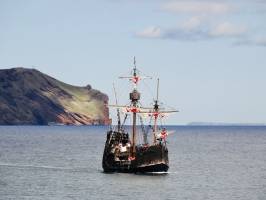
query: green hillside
0 68 110 125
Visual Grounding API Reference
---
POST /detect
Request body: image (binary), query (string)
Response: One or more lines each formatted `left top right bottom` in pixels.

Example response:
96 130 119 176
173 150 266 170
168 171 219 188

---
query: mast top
133 56 137 77
154 78 159 111
119 57 151 86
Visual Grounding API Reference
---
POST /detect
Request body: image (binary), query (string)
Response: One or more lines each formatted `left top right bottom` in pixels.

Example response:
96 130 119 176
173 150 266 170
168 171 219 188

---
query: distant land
0 68 110 125
187 122 266 126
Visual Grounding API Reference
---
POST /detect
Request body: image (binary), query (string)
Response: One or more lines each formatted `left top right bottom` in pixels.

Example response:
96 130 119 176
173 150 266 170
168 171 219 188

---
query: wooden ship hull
102 130 169 173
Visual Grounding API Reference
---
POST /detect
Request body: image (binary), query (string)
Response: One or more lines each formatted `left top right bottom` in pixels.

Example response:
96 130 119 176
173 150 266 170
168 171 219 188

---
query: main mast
118 57 152 158
130 58 140 157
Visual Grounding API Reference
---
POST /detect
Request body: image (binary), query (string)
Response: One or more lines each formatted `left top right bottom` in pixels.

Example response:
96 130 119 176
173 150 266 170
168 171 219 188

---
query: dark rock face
0 68 110 125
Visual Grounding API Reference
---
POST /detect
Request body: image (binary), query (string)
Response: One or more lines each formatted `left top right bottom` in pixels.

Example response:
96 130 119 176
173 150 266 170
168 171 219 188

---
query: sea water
0 126 265 200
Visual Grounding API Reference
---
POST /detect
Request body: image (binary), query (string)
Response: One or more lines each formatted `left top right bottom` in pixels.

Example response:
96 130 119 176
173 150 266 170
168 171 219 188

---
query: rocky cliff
0 68 110 125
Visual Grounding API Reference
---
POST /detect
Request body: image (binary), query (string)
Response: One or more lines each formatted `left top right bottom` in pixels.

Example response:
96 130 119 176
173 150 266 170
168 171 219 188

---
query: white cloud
210 22 247 37
181 16 204 31
136 21 248 41
136 25 207 41
135 26 162 38
135 0 264 46
162 1 232 15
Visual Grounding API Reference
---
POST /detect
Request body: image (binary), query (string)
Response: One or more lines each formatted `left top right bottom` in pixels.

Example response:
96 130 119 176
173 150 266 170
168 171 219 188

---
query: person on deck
161 128 167 142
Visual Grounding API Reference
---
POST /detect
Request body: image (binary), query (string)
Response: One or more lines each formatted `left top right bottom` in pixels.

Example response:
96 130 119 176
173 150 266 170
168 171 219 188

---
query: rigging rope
139 115 148 144
121 113 128 128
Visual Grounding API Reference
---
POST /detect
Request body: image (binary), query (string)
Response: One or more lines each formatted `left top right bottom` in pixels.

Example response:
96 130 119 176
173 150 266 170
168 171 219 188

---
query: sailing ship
102 58 177 173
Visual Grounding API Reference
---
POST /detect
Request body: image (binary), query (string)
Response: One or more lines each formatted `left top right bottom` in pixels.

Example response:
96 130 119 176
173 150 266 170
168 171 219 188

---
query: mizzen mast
113 83 121 131
153 78 160 144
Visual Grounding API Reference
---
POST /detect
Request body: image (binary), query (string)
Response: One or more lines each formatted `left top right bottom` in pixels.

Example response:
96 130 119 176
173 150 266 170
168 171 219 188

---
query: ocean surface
0 126 265 200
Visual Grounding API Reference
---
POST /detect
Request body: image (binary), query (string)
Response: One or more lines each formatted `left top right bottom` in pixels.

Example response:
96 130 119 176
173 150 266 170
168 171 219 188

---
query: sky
1 0 266 125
